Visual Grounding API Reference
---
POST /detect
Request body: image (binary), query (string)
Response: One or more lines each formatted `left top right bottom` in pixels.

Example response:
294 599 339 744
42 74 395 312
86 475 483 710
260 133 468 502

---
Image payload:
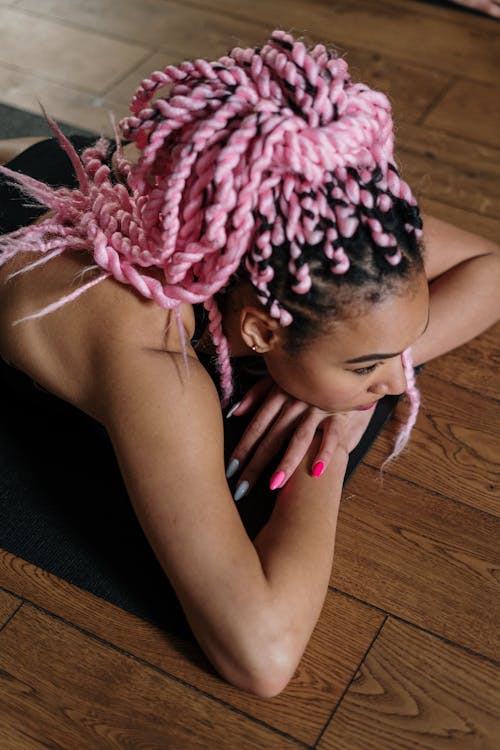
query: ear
239 306 282 353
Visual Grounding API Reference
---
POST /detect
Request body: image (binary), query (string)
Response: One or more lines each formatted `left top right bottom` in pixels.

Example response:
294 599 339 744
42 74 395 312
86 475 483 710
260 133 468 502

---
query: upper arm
99 346 269 681
421 213 500 281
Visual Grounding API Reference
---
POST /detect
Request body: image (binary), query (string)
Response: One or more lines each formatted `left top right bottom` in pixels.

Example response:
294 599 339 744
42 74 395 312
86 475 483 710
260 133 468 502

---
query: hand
225 377 376 500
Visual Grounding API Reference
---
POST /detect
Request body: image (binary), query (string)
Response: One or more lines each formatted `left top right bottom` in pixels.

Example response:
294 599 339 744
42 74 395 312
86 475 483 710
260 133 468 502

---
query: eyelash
351 363 380 376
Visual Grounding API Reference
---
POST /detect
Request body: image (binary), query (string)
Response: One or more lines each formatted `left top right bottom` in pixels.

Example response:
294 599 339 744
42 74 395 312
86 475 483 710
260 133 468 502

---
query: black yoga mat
0 104 401 634
0 102 95 139
0 357 399 634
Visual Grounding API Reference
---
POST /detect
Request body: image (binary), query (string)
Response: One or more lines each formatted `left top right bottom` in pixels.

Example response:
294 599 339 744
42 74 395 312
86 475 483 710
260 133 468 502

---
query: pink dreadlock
0 30 425 461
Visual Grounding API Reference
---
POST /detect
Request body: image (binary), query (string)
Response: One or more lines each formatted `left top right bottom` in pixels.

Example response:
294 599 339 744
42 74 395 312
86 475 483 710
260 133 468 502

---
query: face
263 274 430 413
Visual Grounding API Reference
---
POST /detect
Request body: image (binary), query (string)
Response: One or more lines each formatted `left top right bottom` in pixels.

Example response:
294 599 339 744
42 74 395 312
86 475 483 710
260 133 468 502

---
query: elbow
236 650 297 699
228 649 298 698
215 622 303 698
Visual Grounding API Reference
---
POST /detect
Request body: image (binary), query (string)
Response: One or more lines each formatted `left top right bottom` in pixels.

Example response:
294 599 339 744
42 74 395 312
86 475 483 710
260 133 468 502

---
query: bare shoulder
100 343 224 471
0 247 196 418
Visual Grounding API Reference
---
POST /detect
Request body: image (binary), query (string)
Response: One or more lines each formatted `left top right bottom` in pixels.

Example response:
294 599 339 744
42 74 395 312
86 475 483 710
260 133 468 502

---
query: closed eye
350 363 380 376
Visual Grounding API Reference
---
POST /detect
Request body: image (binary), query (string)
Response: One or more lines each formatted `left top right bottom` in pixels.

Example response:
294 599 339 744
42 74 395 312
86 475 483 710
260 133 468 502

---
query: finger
226 388 290 480
228 388 290 468
310 418 341 477
233 402 309 497
225 376 273 418
268 411 328 487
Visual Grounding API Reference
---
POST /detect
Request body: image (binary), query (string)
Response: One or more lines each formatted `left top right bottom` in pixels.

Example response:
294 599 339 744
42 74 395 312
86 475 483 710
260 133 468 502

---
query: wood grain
367 372 500 516
423 323 500 404
0 7 149 92
17 0 268 54
0 604 300 750
0 1 498 746
202 0 500 84
396 123 500 218
332 465 500 661
0 589 21 627
425 80 500 149
318 618 500 750
0 551 383 744
338 47 450 126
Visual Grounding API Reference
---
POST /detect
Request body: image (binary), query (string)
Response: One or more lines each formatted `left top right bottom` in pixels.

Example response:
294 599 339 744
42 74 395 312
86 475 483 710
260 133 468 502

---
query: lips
354 401 377 411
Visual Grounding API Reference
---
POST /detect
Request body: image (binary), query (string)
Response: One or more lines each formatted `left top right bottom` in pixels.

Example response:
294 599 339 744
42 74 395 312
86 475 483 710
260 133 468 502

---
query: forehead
314 276 430 361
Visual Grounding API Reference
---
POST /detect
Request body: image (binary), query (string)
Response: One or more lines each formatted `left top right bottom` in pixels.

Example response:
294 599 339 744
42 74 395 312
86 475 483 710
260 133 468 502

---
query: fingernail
226 401 242 419
234 480 249 502
269 471 286 491
225 458 240 479
312 460 326 478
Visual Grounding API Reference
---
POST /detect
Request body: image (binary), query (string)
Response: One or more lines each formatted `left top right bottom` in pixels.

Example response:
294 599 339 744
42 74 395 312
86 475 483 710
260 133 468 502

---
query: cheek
270 359 365 410
312 374 364 409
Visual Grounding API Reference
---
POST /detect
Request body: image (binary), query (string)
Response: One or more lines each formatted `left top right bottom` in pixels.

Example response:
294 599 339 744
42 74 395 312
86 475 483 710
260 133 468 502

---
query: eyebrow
343 313 430 365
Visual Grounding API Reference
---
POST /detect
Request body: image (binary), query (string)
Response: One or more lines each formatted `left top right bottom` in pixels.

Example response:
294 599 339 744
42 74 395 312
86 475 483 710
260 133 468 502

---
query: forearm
253 443 349 650
412 248 500 367
174 443 349 697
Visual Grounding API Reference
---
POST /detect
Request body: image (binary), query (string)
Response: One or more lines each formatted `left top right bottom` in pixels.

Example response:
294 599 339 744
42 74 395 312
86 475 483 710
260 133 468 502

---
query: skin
239 277 429 414
220 277 428 495
449 0 500 17
1 137 500 695
228 218 500 495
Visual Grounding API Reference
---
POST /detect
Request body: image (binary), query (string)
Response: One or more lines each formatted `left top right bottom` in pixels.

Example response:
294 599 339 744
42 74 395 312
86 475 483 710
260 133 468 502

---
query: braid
0 30 423 450
382 348 421 468
203 297 233 405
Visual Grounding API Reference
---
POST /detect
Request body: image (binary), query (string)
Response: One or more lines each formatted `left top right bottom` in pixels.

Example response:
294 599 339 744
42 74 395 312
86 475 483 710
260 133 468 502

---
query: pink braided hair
0 30 423 455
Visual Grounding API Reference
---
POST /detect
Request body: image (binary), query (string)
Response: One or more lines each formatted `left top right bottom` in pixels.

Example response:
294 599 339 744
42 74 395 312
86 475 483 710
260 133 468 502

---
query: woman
0 31 499 696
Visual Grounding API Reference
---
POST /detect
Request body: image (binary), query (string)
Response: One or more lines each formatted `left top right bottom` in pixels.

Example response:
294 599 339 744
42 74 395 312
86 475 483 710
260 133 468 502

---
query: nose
369 357 407 397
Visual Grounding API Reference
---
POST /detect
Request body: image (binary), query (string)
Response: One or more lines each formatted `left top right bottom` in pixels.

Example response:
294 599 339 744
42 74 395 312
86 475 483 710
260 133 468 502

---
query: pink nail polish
269 471 286 491
312 461 326 478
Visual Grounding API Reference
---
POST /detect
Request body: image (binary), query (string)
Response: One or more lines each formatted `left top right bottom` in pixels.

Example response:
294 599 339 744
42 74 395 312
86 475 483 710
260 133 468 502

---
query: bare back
0 242 197 421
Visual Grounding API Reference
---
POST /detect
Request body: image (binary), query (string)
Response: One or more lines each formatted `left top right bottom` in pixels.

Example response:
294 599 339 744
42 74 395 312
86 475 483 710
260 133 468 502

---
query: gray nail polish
225 458 240 479
233 480 249 502
226 401 242 419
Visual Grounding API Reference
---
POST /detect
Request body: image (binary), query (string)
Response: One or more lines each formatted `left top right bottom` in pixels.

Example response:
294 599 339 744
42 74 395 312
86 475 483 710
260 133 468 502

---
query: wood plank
332 465 500 661
1 0 454 138
396 122 500 219
338 48 450 126
0 605 299 750
423 323 500 404
318 618 500 750
0 7 149 93
0 3 497 746
0 589 20 627
0 550 384 744
201 0 500 85
425 79 500 149
0 65 118 134
17 0 267 59
368 372 500 516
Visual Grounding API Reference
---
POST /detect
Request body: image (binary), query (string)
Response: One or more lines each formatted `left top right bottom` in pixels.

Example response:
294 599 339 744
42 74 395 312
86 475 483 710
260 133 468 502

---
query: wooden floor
0 0 499 747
